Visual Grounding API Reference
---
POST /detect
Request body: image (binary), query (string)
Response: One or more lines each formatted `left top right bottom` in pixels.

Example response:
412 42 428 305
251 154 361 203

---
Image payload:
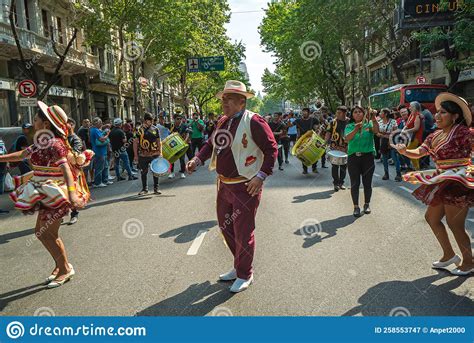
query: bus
369 84 448 114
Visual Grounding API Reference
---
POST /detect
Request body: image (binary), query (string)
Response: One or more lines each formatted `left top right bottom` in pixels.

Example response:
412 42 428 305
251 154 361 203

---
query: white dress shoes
219 268 237 281
450 267 474 276
230 275 253 293
432 254 461 269
47 265 75 288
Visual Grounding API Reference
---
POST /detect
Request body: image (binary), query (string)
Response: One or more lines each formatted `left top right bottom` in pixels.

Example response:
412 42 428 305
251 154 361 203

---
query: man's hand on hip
245 177 263 197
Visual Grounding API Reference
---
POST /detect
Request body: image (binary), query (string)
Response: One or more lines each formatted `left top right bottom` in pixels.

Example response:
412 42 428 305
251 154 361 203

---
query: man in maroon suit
186 80 277 293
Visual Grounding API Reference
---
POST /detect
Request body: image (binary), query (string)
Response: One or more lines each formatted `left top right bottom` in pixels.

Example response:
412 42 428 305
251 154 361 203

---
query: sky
225 0 276 95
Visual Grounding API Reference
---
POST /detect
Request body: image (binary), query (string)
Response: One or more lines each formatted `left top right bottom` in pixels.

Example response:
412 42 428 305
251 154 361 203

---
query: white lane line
151 233 159 236
187 230 208 255
399 186 413 193
374 173 381 177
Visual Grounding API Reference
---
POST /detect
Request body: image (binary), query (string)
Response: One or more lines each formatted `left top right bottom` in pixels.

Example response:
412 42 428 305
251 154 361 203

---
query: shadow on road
160 220 218 244
136 281 233 316
292 190 334 203
294 215 356 248
0 227 34 245
342 272 474 316
0 282 47 312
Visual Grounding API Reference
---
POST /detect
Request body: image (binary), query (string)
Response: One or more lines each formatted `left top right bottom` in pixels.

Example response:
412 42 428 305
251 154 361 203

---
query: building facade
0 0 178 128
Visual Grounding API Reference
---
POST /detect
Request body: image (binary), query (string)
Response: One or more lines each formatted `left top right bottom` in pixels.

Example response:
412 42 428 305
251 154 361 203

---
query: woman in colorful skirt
394 93 474 276
0 101 93 287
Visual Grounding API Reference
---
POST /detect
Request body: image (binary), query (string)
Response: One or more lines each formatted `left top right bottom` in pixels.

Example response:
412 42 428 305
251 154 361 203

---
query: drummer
290 108 319 174
325 106 349 191
168 114 189 179
133 112 162 195
186 80 277 293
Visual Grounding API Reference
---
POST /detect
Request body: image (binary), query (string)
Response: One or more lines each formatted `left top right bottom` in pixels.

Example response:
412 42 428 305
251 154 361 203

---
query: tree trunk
117 27 125 119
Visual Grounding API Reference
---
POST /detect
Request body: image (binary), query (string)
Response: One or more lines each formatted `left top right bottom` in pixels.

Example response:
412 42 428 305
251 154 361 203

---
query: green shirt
344 121 376 156
189 119 205 139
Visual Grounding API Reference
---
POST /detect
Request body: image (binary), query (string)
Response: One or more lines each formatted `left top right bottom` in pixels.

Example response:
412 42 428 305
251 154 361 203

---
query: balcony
0 22 100 73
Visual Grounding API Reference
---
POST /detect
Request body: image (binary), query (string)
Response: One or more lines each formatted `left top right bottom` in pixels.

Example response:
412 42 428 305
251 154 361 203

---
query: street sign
19 97 37 107
416 75 427 85
186 56 225 73
18 79 37 97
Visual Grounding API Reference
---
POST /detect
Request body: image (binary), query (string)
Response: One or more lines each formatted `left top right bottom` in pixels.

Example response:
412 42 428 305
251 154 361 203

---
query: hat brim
38 101 67 136
435 92 471 126
216 89 254 100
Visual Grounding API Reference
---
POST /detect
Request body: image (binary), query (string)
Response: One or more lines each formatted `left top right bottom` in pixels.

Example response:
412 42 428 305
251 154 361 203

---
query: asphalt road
0 154 473 317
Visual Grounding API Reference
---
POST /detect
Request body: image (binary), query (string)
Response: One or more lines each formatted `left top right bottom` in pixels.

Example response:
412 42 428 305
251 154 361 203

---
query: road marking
151 234 159 236
399 186 413 193
187 230 208 255
374 173 381 177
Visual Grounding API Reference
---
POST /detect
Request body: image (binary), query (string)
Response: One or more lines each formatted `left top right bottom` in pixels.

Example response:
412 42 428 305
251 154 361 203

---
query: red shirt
196 112 278 178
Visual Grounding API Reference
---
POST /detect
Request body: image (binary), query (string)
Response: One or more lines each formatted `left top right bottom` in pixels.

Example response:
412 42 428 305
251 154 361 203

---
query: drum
150 157 171 177
162 133 189 164
291 130 326 166
327 150 348 165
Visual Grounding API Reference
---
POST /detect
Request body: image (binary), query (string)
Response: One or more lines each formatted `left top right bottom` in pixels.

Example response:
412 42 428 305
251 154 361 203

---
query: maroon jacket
196 112 278 178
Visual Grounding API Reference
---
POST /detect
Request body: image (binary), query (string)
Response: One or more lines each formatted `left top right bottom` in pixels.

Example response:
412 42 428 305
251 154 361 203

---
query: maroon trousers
217 181 262 280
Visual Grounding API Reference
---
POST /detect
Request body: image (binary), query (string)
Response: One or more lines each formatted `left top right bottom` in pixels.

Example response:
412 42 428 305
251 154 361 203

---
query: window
42 10 49 37
404 88 444 103
56 17 63 44
24 0 30 30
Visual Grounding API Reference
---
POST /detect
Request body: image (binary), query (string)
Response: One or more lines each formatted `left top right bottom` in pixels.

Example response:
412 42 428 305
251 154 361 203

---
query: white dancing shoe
45 263 73 283
47 265 75 288
219 268 237 281
230 275 253 293
432 254 461 269
450 267 474 276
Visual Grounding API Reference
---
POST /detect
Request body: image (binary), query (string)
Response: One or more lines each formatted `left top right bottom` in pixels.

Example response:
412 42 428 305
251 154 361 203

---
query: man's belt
218 175 249 184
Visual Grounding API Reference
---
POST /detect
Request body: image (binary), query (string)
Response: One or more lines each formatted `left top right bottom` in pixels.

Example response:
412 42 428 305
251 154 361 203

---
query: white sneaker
106 180 113 185
180 173 186 179
432 254 461 269
108 176 115 181
96 183 107 188
219 268 237 281
230 275 253 293
168 173 175 179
